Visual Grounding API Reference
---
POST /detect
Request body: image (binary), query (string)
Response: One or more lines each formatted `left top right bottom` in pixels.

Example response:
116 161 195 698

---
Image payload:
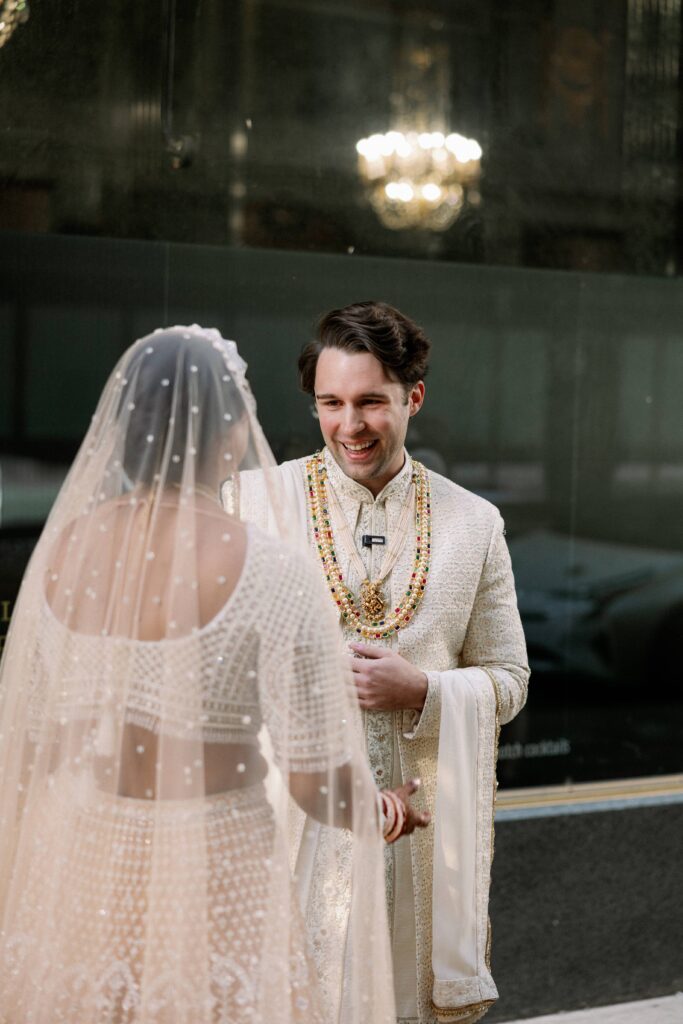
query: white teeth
344 441 374 451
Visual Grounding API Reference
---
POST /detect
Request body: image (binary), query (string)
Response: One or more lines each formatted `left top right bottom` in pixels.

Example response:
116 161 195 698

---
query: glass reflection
2 0 683 794
0 1 680 273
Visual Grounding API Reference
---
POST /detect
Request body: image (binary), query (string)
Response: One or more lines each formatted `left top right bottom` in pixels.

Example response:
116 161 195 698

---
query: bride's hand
382 778 430 841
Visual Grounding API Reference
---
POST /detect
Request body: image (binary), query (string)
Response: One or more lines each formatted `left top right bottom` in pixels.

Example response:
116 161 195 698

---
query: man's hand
387 778 431 837
349 643 428 712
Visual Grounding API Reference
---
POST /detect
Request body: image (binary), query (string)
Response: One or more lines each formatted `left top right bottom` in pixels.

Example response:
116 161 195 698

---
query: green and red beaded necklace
305 451 431 640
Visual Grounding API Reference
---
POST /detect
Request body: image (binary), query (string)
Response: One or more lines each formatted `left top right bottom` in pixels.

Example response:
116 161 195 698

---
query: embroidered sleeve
401 671 440 739
403 513 529 741
259 553 353 773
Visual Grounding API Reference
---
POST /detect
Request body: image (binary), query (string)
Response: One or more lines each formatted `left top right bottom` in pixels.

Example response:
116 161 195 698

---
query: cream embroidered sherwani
224 449 529 1024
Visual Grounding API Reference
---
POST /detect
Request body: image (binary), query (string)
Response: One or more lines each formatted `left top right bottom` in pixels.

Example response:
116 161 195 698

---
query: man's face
314 347 425 495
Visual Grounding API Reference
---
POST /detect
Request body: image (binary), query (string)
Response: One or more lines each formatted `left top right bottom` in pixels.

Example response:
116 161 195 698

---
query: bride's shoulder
246 528 320 586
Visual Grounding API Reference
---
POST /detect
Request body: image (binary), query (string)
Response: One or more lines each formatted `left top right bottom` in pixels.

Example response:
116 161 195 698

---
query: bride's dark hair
120 329 246 487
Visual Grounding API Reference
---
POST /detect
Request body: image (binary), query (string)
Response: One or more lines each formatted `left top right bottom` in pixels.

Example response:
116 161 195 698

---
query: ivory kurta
225 449 529 1024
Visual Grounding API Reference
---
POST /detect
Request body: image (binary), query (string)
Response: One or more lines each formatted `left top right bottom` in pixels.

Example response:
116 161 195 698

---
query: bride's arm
289 767 429 838
260 552 429 837
288 763 353 827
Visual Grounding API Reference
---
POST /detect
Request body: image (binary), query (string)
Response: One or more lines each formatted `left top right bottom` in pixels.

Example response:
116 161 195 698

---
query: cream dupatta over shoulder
225 452 529 1024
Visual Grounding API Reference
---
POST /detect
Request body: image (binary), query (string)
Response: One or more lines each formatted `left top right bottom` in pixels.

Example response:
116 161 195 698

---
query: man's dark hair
298 300 431 396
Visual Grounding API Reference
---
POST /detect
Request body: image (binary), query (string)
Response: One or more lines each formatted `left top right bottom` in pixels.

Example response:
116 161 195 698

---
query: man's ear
408 381 425 416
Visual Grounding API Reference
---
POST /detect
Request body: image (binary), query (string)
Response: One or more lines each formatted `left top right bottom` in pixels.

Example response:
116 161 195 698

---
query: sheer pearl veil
0 325 395 1022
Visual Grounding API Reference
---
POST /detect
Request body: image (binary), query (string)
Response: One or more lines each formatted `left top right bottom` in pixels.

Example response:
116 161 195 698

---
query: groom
225 301 529 1024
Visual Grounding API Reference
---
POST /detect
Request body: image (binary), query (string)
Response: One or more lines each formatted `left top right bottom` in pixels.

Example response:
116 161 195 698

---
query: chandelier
356 129 482 232
0 0 29 49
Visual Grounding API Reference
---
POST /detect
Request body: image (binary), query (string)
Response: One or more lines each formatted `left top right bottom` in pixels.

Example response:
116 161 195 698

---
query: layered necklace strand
324 473 414 616
306 450 432 639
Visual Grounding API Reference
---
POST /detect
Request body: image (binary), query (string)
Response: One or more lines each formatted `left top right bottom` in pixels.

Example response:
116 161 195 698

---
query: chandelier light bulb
468 140 483 161
385 181 414 202
378 136 393 157
421 183 442 202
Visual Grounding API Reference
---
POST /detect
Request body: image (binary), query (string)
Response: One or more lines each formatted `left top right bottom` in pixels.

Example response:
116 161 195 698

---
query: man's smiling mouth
341 440 377 452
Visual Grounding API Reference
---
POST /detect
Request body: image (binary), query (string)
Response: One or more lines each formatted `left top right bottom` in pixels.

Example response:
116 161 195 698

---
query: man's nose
342 406 365 434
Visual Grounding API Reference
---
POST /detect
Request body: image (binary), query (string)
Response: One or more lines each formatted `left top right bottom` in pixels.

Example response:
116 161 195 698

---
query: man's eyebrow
315 391 389 400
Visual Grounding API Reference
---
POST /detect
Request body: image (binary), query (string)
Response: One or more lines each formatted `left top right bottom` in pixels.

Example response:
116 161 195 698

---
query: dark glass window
2 0 683 788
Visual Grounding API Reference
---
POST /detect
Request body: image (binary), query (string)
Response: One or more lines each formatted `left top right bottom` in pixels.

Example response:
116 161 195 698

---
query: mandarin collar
322 447 413 505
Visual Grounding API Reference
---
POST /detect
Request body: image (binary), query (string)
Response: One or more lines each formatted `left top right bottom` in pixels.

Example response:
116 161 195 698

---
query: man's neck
323 447 408 498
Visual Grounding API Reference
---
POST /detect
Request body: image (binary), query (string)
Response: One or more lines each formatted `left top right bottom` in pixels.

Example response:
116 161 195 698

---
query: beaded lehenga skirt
0 774 322 1023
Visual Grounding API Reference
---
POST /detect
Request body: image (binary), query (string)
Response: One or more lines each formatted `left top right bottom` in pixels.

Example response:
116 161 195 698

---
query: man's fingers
350 642 388 659
350 658 376 680
405 807 431 834
404 812 430 834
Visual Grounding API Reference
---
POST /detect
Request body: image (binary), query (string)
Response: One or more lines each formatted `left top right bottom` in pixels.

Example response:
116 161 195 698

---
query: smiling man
313 346 425 494
224 301 529 1024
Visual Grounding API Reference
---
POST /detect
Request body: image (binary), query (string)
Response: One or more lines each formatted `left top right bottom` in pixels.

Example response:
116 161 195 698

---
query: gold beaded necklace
306 451 431 639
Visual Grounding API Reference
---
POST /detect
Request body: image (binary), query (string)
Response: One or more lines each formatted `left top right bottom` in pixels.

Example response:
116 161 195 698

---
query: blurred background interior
3 0 683 790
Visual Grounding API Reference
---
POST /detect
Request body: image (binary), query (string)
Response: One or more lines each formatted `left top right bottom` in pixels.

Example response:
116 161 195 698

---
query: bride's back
45 496 248 642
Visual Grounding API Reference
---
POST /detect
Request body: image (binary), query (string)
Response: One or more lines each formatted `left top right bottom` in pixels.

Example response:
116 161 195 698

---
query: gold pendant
360 580 386 622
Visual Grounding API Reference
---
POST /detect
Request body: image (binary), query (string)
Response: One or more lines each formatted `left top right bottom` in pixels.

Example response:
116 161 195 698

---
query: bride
0 325 427 1023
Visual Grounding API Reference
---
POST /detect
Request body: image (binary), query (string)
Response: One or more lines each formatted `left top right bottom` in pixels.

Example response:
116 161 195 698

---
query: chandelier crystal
356 129 482 232
0 0 29 49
